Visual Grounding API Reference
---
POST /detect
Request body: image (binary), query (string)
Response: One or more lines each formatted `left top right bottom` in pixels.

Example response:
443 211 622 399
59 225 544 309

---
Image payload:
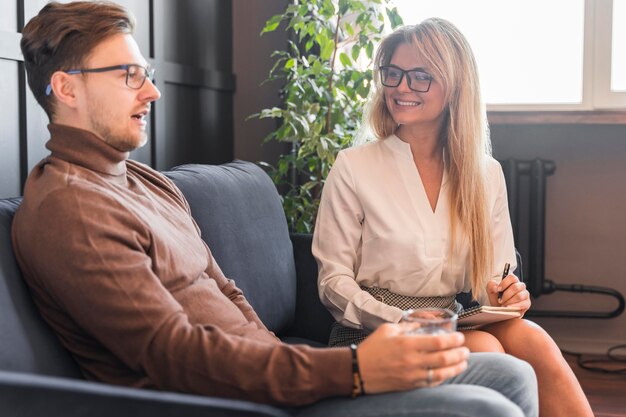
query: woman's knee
490 319 562 360
462 330 505 353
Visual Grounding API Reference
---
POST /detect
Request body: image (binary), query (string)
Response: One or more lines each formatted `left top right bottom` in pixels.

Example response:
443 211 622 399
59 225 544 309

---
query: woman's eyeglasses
379 65 433 92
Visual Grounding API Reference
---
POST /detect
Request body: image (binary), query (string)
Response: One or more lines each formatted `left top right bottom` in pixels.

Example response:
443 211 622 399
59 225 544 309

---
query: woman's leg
483 319 593 417
462 329 505 353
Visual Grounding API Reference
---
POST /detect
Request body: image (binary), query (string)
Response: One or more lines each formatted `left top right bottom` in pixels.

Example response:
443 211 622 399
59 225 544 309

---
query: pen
497 263 510 301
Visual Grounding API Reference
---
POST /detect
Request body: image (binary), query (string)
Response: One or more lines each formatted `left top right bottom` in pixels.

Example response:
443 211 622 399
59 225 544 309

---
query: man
13 2 538 416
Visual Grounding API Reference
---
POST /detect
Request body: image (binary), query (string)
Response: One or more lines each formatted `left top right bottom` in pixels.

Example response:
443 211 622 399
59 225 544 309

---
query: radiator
498 158 624 319
500 159 555 298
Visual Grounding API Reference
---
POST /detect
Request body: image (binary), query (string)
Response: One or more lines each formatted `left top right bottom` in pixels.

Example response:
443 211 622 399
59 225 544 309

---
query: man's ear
49 71 82 108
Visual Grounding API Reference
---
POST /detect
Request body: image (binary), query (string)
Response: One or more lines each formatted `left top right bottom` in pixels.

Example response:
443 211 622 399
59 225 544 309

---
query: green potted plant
253 0 403 233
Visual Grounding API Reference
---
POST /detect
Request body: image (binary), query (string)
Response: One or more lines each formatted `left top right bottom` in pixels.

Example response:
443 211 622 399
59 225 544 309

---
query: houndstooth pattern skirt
327 286 462 347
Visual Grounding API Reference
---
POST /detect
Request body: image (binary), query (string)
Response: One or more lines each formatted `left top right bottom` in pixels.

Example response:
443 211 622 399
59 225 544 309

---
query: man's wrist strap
350 344 364 397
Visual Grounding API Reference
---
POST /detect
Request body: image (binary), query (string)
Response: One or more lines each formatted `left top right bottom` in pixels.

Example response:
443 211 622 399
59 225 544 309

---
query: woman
313 18 593 417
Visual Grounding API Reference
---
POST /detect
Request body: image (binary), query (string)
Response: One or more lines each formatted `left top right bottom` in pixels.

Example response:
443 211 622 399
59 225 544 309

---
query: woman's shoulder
338 137 391 161
485 155 504 176
483 155 507 196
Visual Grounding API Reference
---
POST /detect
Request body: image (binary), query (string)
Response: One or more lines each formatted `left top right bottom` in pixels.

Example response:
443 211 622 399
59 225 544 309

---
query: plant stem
326 13 341 134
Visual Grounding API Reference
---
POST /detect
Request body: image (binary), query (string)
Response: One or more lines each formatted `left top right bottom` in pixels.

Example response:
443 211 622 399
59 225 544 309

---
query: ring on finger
426 367 433 386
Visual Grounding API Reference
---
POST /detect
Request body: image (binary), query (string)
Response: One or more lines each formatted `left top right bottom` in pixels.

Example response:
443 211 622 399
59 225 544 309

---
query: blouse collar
382 134 449 185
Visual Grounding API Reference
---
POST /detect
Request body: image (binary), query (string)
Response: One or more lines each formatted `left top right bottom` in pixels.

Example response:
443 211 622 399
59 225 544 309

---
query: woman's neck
396 124 443 162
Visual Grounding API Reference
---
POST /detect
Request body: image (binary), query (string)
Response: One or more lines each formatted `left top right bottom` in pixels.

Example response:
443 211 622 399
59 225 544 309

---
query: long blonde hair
365 18 493 300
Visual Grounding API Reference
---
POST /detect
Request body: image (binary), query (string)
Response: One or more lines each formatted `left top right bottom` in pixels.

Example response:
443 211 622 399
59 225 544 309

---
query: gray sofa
0 160 334 417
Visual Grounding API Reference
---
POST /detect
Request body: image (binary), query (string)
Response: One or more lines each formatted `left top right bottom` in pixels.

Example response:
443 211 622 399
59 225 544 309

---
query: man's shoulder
16 159 128 229
125 159 188 208
126 159 179 191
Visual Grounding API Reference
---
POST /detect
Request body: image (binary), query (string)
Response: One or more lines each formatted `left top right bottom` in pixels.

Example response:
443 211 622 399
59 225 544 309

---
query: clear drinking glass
401 308 458 335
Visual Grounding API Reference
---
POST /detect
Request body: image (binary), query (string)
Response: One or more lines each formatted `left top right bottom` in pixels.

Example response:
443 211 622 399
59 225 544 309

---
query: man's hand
356 323 469 394
486 274 531 314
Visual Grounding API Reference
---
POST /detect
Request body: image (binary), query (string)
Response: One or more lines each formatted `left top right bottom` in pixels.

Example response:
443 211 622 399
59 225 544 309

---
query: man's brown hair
21 1 135 119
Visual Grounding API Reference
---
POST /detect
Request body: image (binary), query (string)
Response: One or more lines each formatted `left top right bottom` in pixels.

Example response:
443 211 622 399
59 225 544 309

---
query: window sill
487 110 626 125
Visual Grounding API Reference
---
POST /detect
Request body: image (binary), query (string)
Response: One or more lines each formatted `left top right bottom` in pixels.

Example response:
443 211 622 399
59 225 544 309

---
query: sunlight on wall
391 0 585 105
612 0 626 91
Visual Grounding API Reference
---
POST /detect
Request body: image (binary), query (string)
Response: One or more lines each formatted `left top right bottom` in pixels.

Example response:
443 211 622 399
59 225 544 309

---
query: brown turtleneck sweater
12 124 351 406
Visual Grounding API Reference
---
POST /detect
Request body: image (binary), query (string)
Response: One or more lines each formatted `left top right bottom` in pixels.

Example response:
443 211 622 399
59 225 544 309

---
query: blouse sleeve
312 151 404 331
478 160 518 306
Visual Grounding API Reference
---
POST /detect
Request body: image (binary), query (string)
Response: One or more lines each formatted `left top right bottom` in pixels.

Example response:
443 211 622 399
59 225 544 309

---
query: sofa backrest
0 161 296 379
0 198 82 378
164 161 297 335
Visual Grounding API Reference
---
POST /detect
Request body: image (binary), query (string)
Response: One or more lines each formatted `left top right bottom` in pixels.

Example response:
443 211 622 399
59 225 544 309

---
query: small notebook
458 305 522 329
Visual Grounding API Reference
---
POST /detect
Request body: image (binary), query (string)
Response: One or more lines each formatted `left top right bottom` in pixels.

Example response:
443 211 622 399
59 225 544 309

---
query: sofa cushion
164 161 297 335
0 198 82 378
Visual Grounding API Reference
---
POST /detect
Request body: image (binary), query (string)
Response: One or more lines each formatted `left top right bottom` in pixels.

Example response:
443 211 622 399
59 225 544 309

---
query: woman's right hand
356 323 469 394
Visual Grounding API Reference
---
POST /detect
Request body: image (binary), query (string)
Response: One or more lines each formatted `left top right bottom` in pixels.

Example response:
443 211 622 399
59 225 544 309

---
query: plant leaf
261 14 283 35
339 52 352 68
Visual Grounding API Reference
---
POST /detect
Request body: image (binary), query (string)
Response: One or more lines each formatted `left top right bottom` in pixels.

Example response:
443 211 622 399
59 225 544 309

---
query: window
391 0 626 111
612 0 626 91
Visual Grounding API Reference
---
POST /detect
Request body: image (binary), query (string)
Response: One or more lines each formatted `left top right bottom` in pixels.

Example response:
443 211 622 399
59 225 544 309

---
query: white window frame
486 0 624 111
392 0 625 112
491 0 626 111
593 0 626 108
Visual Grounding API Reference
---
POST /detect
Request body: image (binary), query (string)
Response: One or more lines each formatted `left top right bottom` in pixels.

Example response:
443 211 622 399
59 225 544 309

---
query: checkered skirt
327 286 462 347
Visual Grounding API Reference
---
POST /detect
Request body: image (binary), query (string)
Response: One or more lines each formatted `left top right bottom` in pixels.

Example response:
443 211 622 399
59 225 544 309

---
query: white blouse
312 135 516 331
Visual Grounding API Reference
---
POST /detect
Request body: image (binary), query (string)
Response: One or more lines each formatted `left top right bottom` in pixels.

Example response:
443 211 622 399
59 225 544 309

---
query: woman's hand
486 274 531 315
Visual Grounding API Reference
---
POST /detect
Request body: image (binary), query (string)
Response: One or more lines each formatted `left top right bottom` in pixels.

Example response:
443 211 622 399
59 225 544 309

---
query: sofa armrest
0 370 288 417
285 233 334 345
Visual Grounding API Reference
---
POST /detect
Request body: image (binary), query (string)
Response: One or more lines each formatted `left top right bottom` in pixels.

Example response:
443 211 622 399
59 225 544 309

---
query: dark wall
0 0 234 198
491 123 626 353
232 0 289 167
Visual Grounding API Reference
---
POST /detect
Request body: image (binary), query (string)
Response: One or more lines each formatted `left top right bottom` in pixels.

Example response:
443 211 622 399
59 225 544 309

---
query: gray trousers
289 353 538 417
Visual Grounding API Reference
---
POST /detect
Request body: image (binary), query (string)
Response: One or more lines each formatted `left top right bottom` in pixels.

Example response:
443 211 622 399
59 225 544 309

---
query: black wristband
350 344 364 397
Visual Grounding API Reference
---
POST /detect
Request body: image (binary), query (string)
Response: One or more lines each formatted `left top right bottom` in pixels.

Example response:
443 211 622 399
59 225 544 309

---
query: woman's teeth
395 99 421 106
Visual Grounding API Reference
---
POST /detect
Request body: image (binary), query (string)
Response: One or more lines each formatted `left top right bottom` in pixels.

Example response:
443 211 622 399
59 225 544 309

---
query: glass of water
401 308 458 335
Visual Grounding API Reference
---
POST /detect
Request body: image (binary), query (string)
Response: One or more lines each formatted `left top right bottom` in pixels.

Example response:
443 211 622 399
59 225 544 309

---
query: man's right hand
356 323 469 394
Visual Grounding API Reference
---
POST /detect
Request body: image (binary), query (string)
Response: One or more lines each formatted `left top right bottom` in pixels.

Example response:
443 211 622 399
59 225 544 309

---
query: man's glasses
45 64 155 96
379 65 433 92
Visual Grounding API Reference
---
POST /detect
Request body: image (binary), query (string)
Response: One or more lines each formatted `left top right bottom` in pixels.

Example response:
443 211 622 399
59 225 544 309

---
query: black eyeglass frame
45 64 155 96
378 65 433 93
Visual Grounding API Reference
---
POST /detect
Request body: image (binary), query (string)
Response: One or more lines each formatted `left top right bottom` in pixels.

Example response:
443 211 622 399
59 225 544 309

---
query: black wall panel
163 0 232 72
160 83 233 169
0 0 234 197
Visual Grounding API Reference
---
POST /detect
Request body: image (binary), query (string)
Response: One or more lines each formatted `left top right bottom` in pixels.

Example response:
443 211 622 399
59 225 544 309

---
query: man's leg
445 352 538 417
290 353 538 417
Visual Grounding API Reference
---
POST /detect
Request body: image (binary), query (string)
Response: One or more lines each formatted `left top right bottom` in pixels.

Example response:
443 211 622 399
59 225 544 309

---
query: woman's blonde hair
365 18 493 300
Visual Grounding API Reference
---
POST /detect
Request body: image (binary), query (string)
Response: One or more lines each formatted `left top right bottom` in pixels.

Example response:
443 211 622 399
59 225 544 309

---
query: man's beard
87 105 147 152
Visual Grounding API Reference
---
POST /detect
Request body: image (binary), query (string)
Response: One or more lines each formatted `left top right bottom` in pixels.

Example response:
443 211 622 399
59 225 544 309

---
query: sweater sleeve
13 187 352 406
313 151 404 331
